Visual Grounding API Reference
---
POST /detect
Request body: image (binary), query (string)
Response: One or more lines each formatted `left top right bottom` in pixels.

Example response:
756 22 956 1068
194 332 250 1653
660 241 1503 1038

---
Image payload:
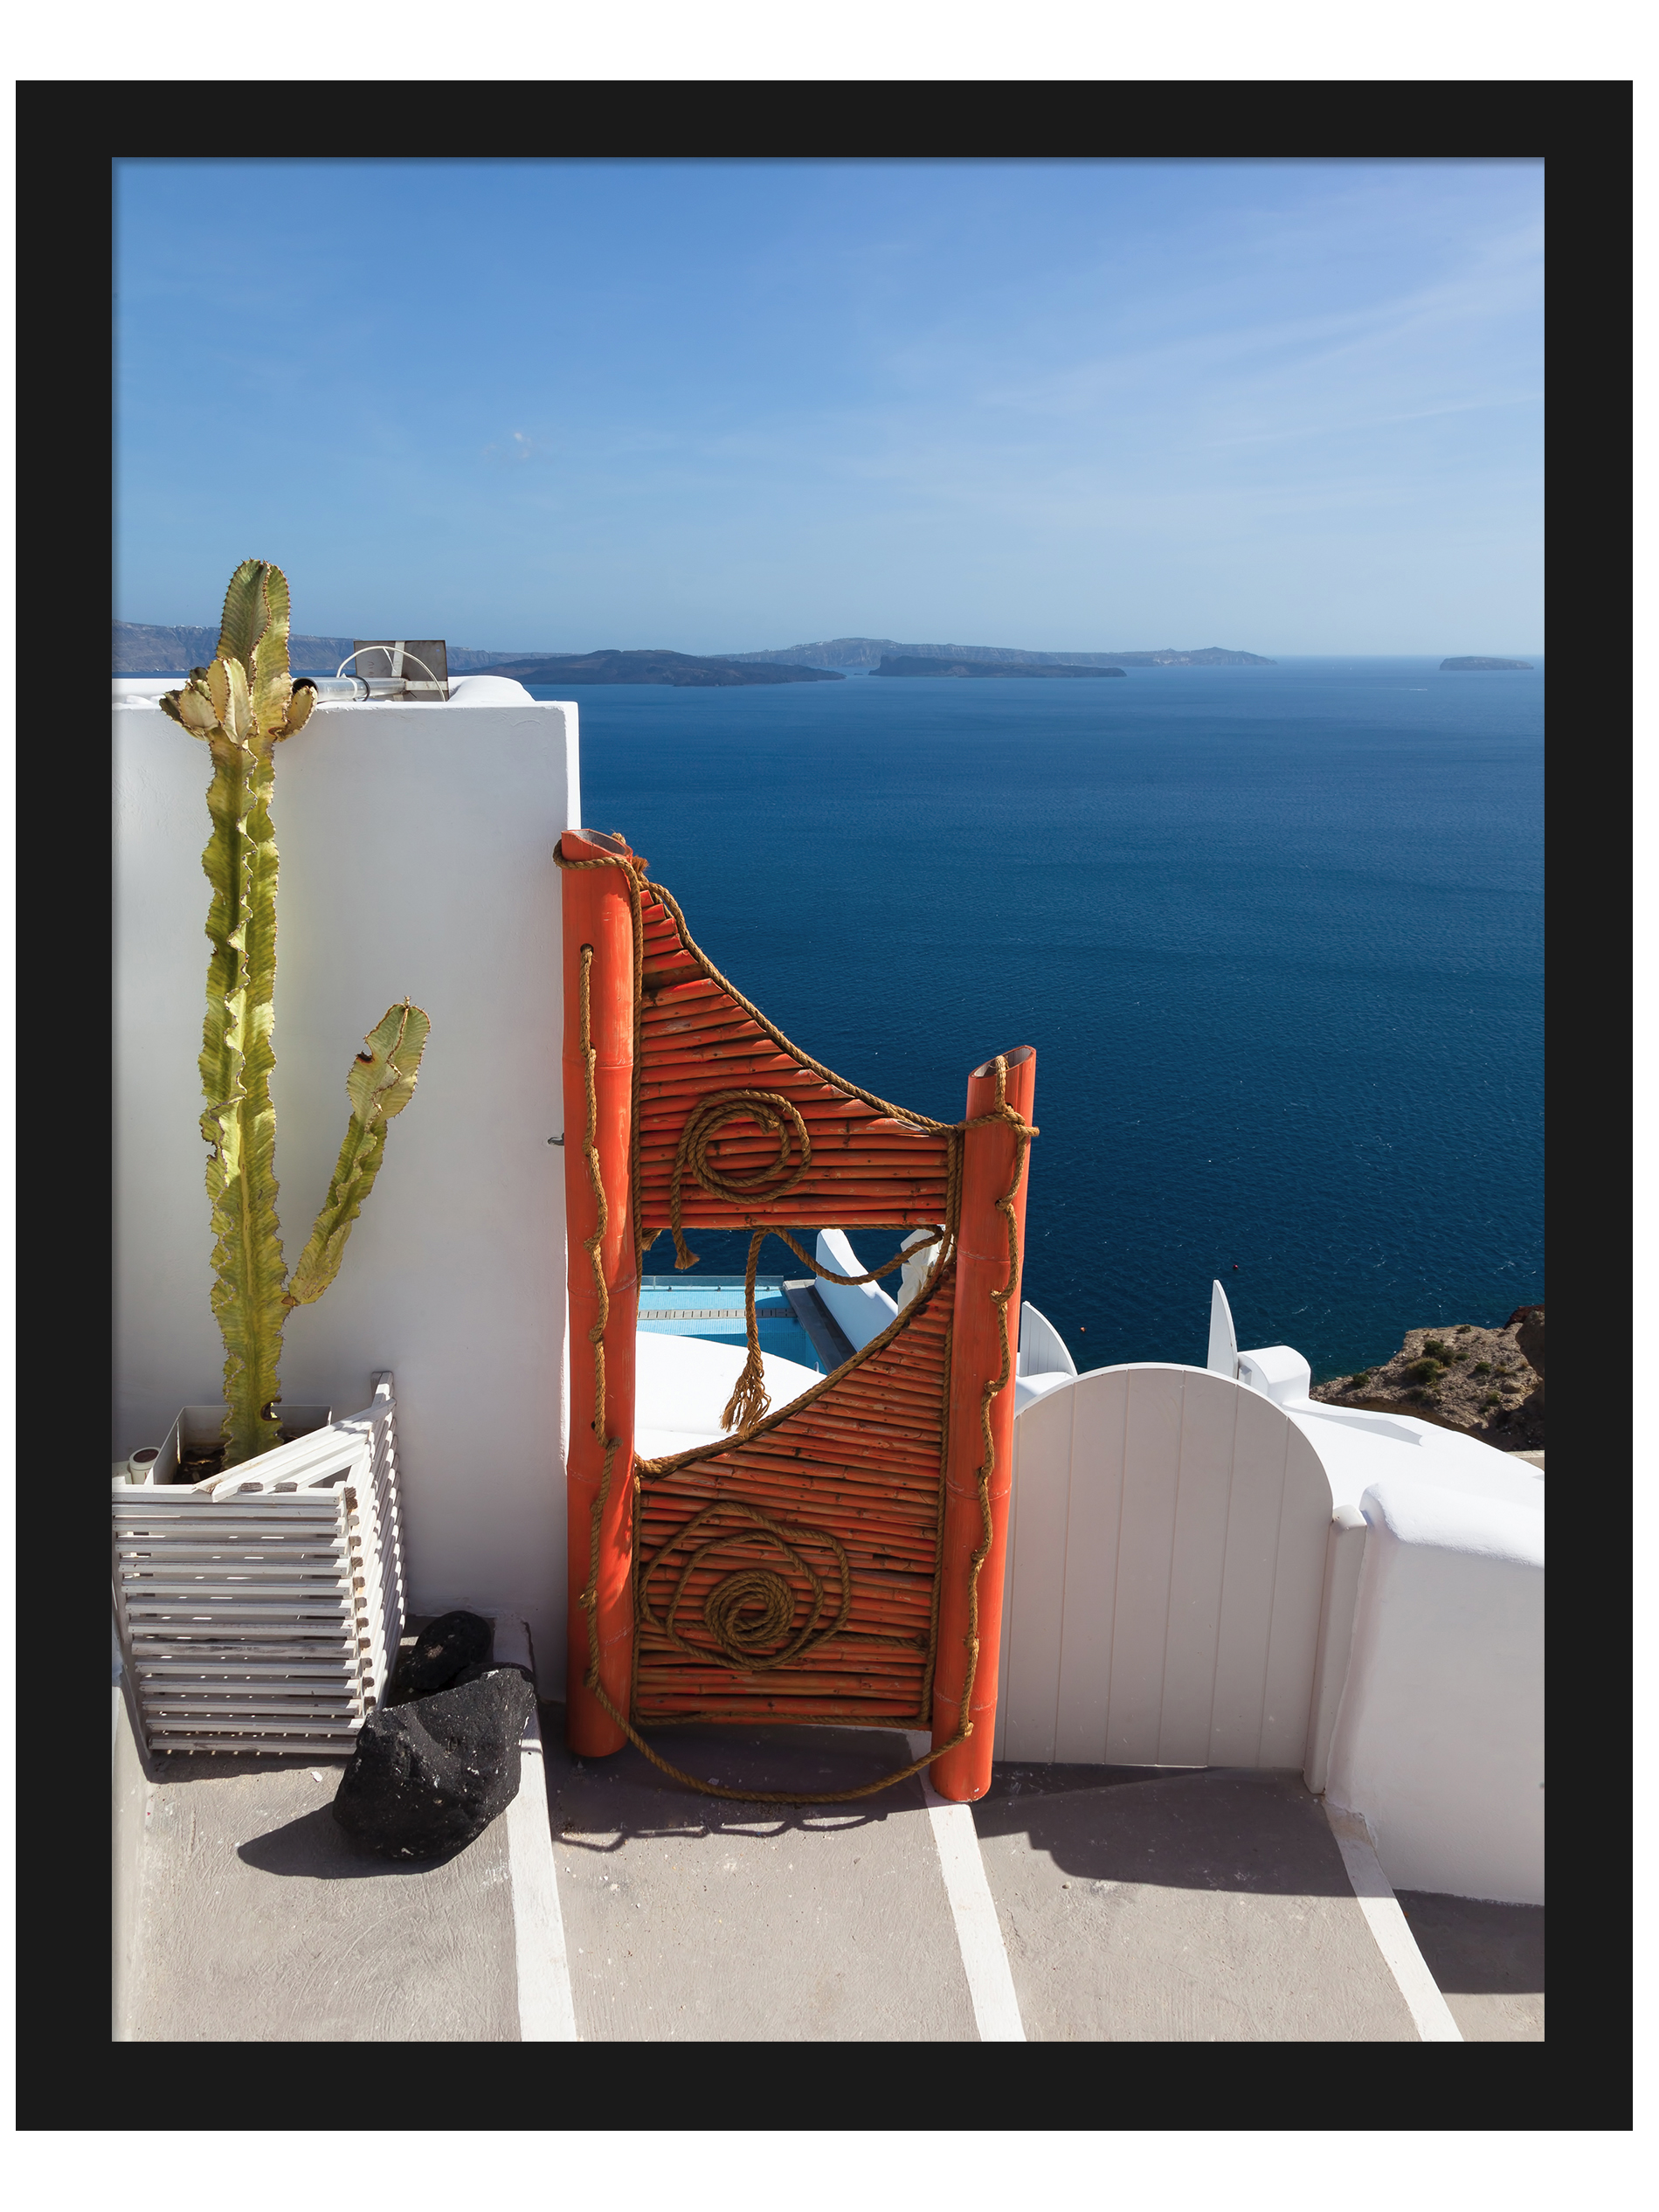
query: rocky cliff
1310 1305 1544 1452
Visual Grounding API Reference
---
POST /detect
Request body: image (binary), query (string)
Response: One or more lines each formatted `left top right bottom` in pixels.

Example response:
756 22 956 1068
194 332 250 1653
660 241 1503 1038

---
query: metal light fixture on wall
298 639 451 703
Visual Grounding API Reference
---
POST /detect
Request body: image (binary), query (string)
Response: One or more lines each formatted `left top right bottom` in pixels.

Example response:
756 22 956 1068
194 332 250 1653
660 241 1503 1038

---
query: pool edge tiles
638 1275 825 1372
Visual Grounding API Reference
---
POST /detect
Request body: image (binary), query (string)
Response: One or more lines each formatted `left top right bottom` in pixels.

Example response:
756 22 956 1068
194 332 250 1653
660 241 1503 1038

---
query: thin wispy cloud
116 160 1542 653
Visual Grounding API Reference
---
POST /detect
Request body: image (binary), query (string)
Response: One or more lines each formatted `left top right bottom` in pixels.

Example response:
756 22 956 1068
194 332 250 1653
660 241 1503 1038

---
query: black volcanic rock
482 649 841 687
332 1669 536 1860
1440 657 1533 672
874 654 1125 680
386 1609 494 1704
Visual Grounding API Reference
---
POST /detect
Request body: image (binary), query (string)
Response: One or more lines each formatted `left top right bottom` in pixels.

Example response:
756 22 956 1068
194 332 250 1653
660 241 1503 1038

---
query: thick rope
632 1215 954 1480
638 1497 852 1671
571 939 623 1733
667 1090 813 1268
667 1083 949 1430
722 1222 948 1431
558 837 1036 1804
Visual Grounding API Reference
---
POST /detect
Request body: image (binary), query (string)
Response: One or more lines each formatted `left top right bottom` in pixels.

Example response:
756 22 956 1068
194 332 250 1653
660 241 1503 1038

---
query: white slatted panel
993 1381 1075 1762
999 1365 1333 1773
1156 1370 1239 1765
1054 1369 1128 1762
111 1379 404 1756
1105 1367 1185 1762
1207 1384 1292 1764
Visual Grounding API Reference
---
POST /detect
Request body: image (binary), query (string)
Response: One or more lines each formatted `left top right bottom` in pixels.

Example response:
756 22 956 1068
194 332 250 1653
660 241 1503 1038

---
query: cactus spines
161 561 425 1465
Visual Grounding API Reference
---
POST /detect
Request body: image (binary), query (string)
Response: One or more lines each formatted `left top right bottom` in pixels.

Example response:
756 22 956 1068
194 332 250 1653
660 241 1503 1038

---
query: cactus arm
249 562 295 737
216 557 269 669
287 1002 431 1310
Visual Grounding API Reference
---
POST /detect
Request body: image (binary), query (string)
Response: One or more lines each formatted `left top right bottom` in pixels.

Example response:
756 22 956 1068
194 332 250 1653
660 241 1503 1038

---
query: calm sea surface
532 660 1543 1380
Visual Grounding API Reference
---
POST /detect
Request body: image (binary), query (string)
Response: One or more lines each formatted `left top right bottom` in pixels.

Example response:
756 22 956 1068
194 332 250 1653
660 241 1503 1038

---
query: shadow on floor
970 1766 1354 1897
237 1801 475 1877
1396 1890 1544 1994
536 1702 923 1845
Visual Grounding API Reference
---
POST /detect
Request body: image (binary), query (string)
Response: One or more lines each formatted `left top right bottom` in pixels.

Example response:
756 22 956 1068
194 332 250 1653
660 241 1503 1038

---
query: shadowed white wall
113 679 579 1691
1324 1480 1544 1905
997 1358 1543 1901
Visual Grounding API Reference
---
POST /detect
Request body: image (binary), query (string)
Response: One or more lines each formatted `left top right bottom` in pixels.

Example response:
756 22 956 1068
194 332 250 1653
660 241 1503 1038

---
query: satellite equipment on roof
296 640 451 703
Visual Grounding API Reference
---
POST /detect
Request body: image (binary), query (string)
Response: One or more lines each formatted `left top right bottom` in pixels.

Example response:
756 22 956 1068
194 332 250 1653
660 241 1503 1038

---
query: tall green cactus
161 561 429 1465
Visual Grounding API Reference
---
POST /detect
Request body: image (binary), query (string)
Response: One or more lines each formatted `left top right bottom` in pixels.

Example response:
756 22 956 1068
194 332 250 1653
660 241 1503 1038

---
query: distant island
874 653 1125 680
732 636 1274 672
115 619 1271 685
480 649 840 688
114 625 843 686
1440 656 1534 672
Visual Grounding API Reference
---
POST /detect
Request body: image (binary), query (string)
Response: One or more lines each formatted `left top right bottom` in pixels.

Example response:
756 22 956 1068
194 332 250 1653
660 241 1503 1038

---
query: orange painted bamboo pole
930 1046 1036 1802
561 828 641 1758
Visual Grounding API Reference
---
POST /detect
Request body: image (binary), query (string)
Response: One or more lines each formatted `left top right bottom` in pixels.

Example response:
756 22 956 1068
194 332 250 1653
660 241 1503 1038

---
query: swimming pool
637 1275 831 1372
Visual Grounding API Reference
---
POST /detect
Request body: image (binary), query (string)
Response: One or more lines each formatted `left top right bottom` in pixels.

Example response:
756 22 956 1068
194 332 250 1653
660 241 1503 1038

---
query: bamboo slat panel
632 1262 954 1727
635 882 951 1234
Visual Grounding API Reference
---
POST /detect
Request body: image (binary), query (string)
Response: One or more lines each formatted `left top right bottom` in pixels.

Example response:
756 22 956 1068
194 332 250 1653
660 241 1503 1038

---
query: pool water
637 1275 825 1372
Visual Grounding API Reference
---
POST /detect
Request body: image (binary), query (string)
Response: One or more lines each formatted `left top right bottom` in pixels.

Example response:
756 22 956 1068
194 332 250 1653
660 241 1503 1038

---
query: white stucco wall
113 677 580 1690
1323 1479 1545 1904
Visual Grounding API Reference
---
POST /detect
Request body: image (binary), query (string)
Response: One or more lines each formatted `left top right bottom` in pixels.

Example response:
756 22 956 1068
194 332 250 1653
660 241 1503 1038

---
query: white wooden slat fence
994 1365 1336 1773
111 1375 406 1757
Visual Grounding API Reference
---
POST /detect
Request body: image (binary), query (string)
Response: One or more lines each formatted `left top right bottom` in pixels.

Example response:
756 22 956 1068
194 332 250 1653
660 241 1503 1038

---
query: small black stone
386 1608 494 1704
332 1668 536 1860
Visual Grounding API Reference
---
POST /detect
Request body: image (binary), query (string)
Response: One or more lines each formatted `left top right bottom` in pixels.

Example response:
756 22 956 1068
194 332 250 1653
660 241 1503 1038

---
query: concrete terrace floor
114 1693 1542 2043
541 1718 1541 2043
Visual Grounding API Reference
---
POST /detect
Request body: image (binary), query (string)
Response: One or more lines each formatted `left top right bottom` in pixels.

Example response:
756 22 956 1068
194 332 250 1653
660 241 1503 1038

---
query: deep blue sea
532 660 1543 1380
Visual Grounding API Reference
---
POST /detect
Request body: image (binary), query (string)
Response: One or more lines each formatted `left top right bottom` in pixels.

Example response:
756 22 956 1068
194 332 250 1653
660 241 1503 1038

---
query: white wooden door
993 1365 1332 1769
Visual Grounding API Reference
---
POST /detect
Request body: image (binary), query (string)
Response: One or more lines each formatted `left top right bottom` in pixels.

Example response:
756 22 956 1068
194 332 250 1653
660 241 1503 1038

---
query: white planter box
122 1402 335 1488
111 1374 406 1757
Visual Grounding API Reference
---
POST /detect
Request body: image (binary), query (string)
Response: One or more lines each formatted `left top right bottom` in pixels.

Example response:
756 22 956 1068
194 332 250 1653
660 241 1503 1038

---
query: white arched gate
994 1364 1341 1773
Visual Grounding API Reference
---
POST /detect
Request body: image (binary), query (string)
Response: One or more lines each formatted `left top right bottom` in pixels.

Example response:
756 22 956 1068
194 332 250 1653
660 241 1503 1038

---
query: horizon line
112 620 1544 663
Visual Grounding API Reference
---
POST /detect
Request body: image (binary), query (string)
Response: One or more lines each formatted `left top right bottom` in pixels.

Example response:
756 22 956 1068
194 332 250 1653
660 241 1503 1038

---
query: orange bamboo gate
558 828 1035 1803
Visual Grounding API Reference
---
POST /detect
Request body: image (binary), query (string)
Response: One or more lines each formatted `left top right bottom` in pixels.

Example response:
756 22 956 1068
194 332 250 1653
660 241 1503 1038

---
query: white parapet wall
113 674 580 1693
999 1343 1545 1904
1322 1478 1545 1906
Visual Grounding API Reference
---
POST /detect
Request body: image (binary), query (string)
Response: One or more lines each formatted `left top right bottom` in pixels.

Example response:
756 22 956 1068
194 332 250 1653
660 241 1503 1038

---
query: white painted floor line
908 1734 1026 2042
496 1621 580 2042
1325 1805 1462 2043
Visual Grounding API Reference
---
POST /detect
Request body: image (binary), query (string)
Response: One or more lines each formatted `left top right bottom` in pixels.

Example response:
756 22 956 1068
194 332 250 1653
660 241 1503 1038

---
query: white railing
815 1227 899 1349
1016 1300 1076 1378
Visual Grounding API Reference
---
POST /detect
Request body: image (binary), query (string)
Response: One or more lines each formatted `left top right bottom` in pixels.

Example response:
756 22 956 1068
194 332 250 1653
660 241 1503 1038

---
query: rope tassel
718 1231 774 1430
720 1351 771 1434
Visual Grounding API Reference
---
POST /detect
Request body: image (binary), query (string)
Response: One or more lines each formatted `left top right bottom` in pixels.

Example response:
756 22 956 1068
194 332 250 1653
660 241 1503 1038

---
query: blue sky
115 160 1542 655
